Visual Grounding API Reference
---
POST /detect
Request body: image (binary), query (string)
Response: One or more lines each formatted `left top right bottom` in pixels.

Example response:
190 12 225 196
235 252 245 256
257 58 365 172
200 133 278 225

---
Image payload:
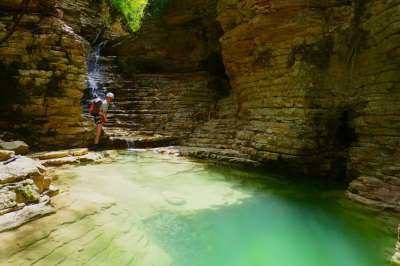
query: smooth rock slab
41 156 80 166
31 148 88 160
0 200 55 233
40 152 104 166
0 141 29 155
0 156 46 184
78 152 104 163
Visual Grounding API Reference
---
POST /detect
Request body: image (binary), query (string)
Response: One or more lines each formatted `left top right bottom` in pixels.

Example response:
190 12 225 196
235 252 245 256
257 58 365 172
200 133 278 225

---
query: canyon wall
0 0 125 149
212 0 400 210
102 0 226 146
106 0 400 211
0 0 92 149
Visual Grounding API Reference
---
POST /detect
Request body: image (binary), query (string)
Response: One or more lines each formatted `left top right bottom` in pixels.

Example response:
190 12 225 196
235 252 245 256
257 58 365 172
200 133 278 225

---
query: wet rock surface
0 151 250 265
0 144 115 232
0 151 396 265
0 197 55 233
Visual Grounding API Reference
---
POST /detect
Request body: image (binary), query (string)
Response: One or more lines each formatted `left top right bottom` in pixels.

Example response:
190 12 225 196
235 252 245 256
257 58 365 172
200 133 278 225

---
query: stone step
177 146 259 166
30 148 88 160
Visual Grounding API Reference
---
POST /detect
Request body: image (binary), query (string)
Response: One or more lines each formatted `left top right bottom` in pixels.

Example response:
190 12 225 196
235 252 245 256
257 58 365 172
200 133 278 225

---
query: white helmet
106 92 114 99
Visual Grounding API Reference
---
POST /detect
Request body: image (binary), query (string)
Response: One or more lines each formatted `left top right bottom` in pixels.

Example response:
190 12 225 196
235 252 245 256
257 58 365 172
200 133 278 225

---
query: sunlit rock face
0 0 94 149
201 0 399 210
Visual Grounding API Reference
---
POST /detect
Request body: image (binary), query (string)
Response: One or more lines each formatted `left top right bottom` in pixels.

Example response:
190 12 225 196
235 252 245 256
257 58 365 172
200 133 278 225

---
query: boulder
0 141 29 155
0 150 14 161
32 175 51 193
45 185 59 197
0 156 46 184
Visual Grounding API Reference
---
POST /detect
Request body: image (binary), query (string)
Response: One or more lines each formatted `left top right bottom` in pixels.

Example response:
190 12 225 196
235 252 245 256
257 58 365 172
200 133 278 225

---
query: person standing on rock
89 92 114 149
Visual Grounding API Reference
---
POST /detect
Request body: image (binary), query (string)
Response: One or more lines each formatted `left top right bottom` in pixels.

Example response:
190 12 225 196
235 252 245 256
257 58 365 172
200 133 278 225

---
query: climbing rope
0 0 31 44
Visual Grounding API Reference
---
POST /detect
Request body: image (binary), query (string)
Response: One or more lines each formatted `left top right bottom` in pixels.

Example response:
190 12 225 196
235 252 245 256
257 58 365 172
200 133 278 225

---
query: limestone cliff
101 0 226 145
103 0 400 211
0 0 94 149
215 0 400 211
0 0 126 149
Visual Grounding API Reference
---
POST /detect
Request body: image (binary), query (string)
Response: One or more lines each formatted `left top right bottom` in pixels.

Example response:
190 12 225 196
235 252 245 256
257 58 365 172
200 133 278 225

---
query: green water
146 193 390 266
1 151 396 266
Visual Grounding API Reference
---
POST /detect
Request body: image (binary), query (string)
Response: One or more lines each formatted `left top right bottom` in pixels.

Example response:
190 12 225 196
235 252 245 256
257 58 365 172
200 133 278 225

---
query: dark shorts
93 115 103 125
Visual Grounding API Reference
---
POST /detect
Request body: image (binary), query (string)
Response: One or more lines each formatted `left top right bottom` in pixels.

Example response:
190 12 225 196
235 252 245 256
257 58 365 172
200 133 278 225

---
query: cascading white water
86 41 108 100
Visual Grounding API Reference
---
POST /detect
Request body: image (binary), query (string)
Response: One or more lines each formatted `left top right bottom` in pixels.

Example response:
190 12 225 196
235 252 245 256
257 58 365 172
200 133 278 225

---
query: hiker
89 92 114 148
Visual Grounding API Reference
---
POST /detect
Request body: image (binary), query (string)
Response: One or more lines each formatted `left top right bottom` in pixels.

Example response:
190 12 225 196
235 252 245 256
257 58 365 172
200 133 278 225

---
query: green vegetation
109 0 148 32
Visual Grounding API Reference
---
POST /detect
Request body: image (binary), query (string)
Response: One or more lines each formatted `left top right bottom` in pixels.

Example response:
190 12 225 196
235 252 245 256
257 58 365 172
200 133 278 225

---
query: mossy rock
15 184 40 204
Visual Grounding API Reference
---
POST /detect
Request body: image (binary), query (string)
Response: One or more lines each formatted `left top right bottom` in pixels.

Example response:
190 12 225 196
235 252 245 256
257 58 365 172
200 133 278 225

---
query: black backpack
88 98 103 115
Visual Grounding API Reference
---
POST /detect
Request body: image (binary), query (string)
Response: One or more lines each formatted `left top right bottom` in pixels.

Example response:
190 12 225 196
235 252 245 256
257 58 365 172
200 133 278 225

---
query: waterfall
86 41 108 100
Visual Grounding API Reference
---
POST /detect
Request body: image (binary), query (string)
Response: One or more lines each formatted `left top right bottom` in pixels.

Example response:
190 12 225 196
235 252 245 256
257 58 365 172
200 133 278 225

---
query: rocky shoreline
0 137 117 233
0 140 56 232
0 142 398 264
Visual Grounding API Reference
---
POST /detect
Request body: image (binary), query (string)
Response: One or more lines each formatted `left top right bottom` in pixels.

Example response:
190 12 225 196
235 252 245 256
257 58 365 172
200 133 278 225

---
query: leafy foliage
109 0 148 32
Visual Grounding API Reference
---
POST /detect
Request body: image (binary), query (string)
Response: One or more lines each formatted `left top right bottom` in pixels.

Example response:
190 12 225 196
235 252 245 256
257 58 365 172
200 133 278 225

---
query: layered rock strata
0 0 94 149
101 0 225 147
105 0 400 210
194 0 400 210
105 72 217 147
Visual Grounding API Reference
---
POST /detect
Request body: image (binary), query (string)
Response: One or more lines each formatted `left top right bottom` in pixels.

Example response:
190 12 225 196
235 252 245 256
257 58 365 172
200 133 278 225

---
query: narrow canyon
0 0 399 265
